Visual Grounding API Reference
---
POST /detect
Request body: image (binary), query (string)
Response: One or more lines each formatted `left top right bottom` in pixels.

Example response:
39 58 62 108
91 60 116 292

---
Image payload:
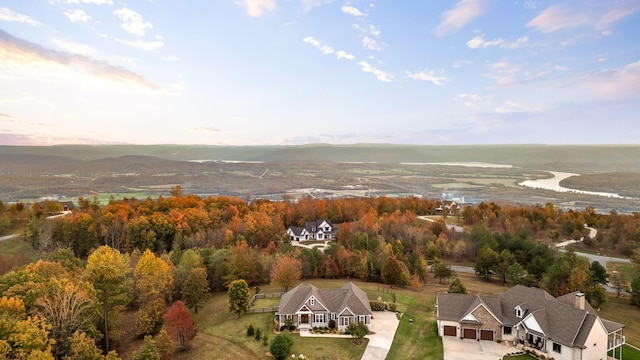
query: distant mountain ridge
1 144 640 171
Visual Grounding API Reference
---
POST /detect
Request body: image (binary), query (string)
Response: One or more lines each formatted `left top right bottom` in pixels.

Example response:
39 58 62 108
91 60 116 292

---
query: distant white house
286 219 336 242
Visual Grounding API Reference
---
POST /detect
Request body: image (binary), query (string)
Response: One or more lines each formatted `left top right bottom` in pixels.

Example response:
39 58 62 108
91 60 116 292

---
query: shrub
247 324 255 337
288 325 296 331
255 328 262 341
388 303 397 312
328 319 336 329
269 332 294 360
369 301 386 311
280 325 288 332
262 333 269 346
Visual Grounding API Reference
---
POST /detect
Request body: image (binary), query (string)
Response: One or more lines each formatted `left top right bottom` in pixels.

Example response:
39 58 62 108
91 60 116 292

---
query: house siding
438 320 460 337
580 320 608 360
462 305 502 341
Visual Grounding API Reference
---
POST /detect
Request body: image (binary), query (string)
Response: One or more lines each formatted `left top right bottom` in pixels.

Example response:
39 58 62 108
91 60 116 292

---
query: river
518 171 629 199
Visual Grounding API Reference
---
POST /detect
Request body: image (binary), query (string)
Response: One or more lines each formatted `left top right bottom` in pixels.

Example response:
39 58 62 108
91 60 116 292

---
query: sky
0 0 639 146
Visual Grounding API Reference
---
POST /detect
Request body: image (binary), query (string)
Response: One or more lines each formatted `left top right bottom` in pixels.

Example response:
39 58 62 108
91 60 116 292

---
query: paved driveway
442 337 513 360
361 311 400 360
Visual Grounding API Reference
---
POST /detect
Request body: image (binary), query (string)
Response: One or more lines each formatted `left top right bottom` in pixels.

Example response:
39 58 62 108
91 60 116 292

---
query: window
318 234 324 239
515 307 523 318
314 314 325 323
553 342 561 353
359 316 366 323
503 326 512 335
343 317 350 326
309 298 315 306
331 313 336 320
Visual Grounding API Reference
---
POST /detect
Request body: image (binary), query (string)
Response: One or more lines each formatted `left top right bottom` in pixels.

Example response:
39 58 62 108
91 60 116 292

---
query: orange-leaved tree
163 301 197 350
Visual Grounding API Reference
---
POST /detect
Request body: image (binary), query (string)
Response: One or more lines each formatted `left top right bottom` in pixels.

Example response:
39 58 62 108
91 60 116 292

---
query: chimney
575 292 585 310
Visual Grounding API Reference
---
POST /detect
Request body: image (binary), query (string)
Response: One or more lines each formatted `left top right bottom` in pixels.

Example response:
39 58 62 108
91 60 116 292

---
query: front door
301 314 309 324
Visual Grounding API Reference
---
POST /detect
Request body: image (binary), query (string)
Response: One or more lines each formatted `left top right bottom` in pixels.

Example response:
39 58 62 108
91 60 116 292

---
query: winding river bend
518 171 631 199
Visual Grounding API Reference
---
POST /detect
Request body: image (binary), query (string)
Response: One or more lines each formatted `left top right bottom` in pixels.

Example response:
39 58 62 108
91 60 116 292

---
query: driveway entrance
442 337 512 360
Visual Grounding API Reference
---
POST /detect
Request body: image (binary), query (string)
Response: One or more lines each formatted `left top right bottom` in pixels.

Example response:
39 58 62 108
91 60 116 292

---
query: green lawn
598 295 640 347
503 355 537 360
0 235 39 262
609 344 640 360
607 261 637 283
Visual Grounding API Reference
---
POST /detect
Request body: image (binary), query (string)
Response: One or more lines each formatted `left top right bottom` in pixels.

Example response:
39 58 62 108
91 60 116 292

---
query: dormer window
310 297 315 306
515 305 523 318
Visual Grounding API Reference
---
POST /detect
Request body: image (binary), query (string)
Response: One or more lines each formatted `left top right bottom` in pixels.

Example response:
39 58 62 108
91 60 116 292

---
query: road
0 233 19 242
417 216 464 233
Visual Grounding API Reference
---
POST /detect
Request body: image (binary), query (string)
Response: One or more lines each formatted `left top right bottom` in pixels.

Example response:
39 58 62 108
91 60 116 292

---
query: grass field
610 345 640 360
0 235 40 262
607 261 638 283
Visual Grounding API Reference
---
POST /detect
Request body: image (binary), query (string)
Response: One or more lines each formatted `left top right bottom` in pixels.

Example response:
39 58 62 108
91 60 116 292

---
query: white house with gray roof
276 282 372 332
286 219 337 242
437 285 625 360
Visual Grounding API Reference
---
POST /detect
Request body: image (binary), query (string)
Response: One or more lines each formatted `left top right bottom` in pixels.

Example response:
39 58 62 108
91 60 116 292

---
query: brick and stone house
286 219 336 242
437 285 625 360
276 282 372 332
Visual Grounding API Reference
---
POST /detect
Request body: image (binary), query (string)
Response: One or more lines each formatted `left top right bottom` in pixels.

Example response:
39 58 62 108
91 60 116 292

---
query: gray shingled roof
278 282 372 316
437 285 625 349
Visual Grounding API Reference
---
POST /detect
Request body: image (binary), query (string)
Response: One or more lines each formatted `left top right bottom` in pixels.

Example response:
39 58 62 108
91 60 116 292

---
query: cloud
65 9 91 22
342 5 365 17
193 126 221 133
0 7 40 25
357 61 394 82
528 3 640 33
369 25 381 36
466 35 528 49
436 0 486 36
362 36 381 51
406 70 448 85
234 0 276 17
52 38 95 55
56 0 114 4
116 39 164 51
113 8 152 36
584 60 640 100
301 0 334 12
303 36 334 55
336 50 355 60
164 56 180 61
457 93 481 107
0 29 157 89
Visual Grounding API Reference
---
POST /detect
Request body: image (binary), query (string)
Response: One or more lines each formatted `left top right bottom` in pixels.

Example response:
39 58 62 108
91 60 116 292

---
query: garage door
480 330 494 341
463 328 476 339
443 326 457 336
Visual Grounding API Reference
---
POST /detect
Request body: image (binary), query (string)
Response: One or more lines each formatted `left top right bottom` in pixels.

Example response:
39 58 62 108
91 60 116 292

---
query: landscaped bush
370 301 387 311
288 325 295 331
247 324 255 336
254 328 261 341
280 325 288 332
328 320 336 329
270 332 294 360
388 303 397 312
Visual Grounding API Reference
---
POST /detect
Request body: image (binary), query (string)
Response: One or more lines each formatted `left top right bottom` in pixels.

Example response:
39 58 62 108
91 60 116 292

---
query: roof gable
278 282 371 316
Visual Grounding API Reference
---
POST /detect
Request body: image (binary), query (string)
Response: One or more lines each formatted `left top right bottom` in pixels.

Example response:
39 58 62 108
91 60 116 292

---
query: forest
1 187 640 359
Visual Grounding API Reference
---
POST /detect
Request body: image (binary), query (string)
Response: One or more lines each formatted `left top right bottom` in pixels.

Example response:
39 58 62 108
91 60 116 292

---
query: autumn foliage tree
134 250 174 336
270 254 302 292
163 301 197 350
227 279 250 318
176 250 209 313
84 246 131 351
